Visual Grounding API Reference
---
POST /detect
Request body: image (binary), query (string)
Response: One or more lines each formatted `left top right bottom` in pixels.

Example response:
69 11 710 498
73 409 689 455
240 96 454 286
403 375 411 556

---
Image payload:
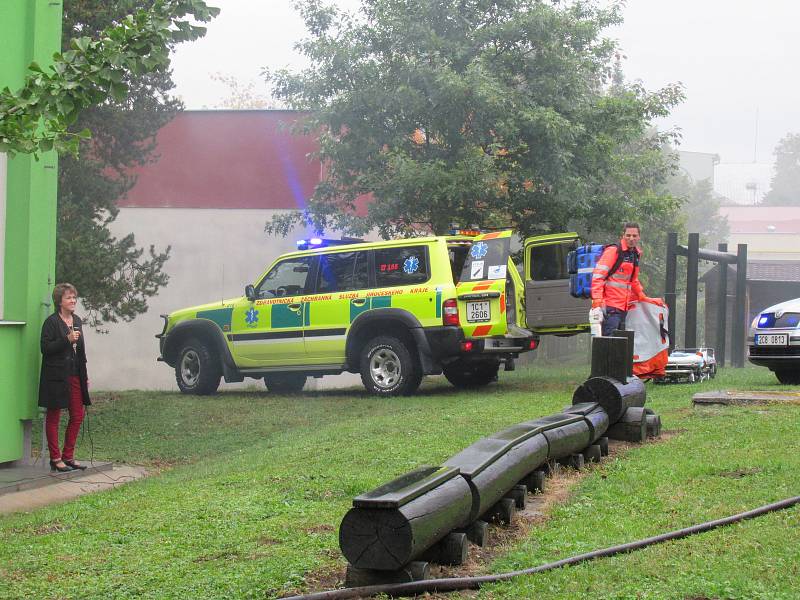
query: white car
748 297 800 384
663 348 717 383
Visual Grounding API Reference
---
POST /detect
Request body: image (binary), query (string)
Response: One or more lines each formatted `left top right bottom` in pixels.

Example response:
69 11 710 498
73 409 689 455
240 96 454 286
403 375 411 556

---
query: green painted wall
0 1 62 463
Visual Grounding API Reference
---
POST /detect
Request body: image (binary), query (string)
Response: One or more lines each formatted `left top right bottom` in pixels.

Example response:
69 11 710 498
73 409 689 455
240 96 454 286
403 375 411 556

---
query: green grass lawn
1 364 798 599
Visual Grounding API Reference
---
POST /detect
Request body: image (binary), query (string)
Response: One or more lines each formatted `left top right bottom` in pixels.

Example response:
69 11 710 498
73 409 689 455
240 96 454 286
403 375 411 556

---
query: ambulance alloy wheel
360 335 422 396
443 361 500 388
175 338 221 395
264 373 307 393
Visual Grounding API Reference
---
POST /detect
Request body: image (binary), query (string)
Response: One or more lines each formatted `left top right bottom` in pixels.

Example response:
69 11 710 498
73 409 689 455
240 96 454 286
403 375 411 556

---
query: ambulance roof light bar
296 237 365 251
448 222 482 237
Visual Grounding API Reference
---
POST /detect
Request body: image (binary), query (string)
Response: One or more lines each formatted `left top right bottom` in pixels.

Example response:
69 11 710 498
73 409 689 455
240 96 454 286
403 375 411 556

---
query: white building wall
83 207 364 391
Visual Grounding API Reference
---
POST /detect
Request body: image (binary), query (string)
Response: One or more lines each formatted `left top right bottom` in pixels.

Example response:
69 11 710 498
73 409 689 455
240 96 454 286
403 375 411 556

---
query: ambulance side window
374 246 429 287
256 256 313 298
529 243 570 281
317 251 370 293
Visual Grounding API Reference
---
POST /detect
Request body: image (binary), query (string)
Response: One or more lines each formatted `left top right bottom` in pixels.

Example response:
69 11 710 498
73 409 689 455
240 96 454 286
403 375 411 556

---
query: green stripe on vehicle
197 307 233 330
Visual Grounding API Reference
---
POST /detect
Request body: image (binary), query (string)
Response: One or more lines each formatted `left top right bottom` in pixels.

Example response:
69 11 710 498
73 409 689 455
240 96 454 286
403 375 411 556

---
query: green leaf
109 81 128 103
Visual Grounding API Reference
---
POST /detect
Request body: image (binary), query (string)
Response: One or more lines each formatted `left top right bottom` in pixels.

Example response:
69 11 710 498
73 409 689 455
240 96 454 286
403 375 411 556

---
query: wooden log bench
339 466 472 571
572 375 646 424
606 406 648 442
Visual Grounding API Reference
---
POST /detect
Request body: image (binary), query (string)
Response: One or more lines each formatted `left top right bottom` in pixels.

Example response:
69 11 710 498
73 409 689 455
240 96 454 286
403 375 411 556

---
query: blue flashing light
310 237 323 246
297 239 307 247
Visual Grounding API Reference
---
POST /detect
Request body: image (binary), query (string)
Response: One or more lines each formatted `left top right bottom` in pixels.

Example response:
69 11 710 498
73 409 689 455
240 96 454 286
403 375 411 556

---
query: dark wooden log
582 444 602 464
598 436 609 456
646 413 662 438
541 460 561 476
420 532 468 566
568 453 585 470
458 520 488 547
543 420 592 460
339 466 472 570
562 402 610 444
345 561 430 587
612 329 635 378
484 497 516 524
507 484 527 509
606 407 647 442
520 469 545 494
445 431 548 522
572 376 646 424
590 336 629 381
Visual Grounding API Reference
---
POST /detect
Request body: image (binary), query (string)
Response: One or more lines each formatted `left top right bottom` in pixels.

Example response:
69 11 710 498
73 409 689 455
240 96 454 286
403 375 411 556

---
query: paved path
0 463 148 514
693 389 800 405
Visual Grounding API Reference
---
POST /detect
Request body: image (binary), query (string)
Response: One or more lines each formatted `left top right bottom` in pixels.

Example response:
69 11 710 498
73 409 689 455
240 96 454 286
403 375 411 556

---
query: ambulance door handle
351 299 367 307
288 303 302 311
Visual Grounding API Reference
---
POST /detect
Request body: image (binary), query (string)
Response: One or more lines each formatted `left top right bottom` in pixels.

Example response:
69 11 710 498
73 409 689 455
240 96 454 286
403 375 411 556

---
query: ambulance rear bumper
423 326 538 364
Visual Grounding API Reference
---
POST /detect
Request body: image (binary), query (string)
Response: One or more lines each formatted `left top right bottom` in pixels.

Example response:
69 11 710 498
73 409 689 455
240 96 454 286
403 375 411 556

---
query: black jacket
38 312 91 409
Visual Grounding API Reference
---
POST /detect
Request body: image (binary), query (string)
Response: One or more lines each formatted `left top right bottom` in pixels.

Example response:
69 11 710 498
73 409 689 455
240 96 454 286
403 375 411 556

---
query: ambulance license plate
467 301 491 323
756 333 788 346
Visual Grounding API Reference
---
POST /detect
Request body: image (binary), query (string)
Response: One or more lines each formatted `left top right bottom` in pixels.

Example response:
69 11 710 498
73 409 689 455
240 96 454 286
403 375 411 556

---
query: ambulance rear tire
775 370 800 385
175 338 221 395
360 335 422 396
264 373 307 393
443 361 500 388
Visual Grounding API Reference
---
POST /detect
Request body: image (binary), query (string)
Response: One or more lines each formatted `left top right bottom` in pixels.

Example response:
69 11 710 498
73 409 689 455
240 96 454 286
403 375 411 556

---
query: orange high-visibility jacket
590 239 645 310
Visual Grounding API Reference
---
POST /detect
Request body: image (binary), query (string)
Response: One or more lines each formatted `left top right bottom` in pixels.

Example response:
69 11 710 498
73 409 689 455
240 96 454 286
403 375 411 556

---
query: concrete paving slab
0 461 114 495
693 390 800 406
0 463 148 514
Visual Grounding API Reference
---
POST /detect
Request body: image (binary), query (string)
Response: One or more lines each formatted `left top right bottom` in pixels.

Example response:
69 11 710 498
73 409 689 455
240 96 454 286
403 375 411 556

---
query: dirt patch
31 522 69 536
717 467 762 479
303 524 335 534
193 549 241 562
257 535 281 546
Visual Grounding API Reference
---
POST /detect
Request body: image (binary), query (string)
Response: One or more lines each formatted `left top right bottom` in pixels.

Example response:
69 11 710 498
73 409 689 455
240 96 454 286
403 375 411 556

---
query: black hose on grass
281 495 800 600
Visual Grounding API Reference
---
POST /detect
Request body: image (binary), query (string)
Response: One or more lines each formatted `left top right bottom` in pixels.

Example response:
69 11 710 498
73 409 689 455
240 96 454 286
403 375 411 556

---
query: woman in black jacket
39 283 91 472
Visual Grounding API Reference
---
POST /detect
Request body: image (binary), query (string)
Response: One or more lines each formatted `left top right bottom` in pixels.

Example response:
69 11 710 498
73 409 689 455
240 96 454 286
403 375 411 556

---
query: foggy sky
171 0 800 166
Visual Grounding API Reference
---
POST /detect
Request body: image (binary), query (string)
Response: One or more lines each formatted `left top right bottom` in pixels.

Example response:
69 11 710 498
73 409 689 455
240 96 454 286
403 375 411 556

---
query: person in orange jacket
590 222 663 336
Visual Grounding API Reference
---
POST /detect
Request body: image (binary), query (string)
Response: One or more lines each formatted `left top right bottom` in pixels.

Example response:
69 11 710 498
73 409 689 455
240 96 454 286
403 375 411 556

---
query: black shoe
50 460 73 473
63 460 87 471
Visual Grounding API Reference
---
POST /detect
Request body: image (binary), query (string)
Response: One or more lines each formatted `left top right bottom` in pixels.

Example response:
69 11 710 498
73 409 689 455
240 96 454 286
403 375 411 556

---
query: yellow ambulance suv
157 231 590 396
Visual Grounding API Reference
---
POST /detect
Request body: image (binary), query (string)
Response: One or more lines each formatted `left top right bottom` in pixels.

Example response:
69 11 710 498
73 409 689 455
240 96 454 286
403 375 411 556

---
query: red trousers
45 376 85 461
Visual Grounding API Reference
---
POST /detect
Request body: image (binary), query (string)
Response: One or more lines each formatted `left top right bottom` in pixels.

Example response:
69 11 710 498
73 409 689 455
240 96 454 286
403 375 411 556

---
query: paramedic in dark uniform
590 222 663 336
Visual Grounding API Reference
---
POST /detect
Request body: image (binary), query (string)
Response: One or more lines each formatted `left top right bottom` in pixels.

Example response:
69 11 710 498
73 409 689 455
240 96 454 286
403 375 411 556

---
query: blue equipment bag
567 244 605 298
567 243 627 298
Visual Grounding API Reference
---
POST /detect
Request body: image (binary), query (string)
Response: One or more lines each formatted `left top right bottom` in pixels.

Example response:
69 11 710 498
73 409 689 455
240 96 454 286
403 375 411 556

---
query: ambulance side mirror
245 284 256 302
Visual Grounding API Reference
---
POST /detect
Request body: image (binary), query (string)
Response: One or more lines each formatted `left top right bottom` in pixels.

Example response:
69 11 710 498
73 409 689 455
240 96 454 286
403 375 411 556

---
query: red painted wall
121 110 322 209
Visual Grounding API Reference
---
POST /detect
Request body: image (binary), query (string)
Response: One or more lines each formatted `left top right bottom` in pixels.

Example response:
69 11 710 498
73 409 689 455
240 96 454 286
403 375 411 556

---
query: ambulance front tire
443 361 499 388
359 335 422 396
264 373 307 393
175 337 222 395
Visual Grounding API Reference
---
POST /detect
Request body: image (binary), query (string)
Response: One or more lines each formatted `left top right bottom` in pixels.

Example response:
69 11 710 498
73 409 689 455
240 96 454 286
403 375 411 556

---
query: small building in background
85 110 370 391
701 206 800 356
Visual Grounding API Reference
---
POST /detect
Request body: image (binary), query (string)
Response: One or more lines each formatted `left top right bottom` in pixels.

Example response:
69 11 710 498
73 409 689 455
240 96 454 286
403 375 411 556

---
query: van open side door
523 233 590 335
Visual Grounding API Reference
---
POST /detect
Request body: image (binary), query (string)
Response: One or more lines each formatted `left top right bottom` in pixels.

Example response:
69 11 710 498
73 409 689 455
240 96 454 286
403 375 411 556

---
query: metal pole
685 233 699 348
665 233 678 351
716 243 728 367
732 244 748 367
